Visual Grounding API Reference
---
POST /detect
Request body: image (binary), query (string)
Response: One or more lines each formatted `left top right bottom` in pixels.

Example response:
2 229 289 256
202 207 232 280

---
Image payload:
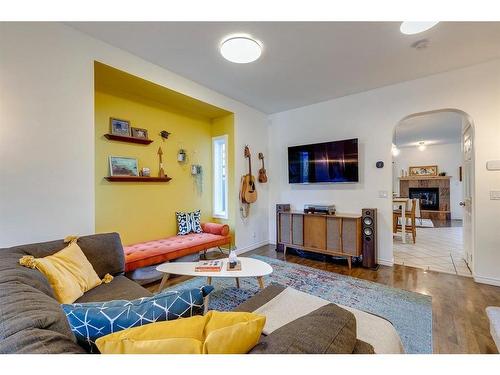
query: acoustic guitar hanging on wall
240 145 257 204
258 152 268 183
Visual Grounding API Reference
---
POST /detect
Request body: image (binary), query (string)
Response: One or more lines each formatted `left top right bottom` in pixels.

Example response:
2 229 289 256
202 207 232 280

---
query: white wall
268 60 500 285
393 143 463 220
0 22 269 252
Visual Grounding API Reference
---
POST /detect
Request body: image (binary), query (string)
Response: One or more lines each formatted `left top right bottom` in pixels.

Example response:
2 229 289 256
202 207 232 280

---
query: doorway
391 110 474 276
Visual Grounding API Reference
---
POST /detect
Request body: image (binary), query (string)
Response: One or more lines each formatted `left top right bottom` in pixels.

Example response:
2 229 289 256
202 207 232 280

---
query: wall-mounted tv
288 138 359 184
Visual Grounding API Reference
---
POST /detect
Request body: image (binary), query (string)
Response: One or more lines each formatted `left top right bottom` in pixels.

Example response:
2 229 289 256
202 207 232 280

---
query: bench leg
158 273 170 292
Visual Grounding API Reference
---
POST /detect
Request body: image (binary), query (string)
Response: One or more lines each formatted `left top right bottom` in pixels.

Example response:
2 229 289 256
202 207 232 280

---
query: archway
391 109 475 276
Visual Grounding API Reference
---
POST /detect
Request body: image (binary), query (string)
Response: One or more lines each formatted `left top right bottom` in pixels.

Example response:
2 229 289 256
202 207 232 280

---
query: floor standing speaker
362 208 378 269
276 204 291 252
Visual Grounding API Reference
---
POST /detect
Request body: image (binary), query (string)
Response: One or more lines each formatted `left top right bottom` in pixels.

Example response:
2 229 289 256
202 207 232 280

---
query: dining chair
393 198 417 243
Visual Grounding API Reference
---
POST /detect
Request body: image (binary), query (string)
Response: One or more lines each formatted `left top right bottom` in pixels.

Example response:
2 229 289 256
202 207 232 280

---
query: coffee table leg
158 273 170 292
207 276 212 285
257 276 265 289
203 295 210 315
235 278 240 288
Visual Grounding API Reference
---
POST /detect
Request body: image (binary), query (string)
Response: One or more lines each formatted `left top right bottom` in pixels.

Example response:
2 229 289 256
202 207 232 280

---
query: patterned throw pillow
190 209 202 234
176 211 191 235
62 285 213 353
176 210 202 235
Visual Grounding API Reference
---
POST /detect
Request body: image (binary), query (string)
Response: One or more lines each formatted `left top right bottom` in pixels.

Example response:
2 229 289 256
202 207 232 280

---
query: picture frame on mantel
409 165 438 177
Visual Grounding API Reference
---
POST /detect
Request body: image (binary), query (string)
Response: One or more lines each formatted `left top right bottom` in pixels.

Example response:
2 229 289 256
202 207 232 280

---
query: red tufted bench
123 223 231 272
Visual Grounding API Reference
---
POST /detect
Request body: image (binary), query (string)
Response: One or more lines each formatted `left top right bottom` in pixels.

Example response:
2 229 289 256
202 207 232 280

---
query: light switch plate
490 191 500 200
486 160 500 171
378 191 388 198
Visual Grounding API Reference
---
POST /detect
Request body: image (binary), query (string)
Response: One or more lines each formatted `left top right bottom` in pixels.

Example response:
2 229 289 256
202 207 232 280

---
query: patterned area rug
166 254 432 354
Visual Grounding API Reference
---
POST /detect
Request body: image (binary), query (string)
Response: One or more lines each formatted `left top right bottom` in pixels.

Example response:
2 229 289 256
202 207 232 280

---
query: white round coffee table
156 257 273 292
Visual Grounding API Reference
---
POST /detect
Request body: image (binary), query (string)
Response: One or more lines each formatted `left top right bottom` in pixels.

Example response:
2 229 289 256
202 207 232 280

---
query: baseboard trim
235 240 270 255
474 274 500 287
377 258 394 267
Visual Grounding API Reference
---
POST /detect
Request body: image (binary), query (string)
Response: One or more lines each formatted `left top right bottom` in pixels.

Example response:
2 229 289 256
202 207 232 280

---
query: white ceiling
69 22 500 114
394 111 463 147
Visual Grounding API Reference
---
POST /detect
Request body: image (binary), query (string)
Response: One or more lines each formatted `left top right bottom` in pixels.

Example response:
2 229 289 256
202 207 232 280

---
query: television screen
288 138 359 184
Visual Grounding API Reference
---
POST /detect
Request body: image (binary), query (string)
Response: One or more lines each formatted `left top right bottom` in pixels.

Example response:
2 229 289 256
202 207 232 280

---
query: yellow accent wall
212 114 236 245
94 62 234 246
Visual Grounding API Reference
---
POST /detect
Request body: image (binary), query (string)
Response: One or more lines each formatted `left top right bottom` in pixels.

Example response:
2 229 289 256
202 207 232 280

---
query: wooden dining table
393 197 410 243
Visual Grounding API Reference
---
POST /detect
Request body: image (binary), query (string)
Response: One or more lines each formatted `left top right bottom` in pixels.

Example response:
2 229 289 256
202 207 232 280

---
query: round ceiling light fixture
220 35 262 63
400 21 439 35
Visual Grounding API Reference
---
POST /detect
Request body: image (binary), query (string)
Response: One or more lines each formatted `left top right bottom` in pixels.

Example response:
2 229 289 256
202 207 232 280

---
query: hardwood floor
148 244 500 354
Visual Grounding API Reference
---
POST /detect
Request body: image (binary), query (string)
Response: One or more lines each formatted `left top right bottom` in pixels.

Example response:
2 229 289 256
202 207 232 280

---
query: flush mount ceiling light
418 141 427 151
400 21 439 35
220 35 262 63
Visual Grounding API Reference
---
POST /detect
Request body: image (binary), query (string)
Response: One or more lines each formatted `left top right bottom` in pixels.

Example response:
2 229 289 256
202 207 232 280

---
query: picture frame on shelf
109 156 139 177
131 127 148 139
110 117 131 136
409 165 438 177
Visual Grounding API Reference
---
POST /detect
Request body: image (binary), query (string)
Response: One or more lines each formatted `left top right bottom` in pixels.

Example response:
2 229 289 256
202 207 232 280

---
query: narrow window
212 135 228 219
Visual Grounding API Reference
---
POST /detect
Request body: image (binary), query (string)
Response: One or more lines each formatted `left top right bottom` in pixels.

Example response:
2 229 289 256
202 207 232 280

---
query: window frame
212 135 229 220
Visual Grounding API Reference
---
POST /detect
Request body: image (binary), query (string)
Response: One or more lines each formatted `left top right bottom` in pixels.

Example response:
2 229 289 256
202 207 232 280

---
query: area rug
166 255 433 354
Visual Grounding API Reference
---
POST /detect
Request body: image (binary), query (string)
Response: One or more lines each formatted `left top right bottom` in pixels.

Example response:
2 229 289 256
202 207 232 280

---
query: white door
461 125 474 269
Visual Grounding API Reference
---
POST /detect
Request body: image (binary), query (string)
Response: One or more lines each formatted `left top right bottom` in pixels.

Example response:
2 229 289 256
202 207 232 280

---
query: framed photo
110 118 131 136
409 165 438 177
131 127 148 139
109 156 139 176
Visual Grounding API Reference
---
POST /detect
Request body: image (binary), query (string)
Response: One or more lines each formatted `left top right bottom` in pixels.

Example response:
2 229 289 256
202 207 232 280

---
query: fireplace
409 187 439 211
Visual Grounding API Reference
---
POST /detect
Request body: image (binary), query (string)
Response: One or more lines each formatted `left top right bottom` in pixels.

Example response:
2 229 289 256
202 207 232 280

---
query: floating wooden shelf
399 176 451 181
104 133 154 145
105 176 172 182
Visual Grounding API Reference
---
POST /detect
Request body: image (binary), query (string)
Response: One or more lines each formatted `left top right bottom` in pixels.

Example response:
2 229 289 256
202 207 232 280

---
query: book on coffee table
195 260 222 272
226 260 242 271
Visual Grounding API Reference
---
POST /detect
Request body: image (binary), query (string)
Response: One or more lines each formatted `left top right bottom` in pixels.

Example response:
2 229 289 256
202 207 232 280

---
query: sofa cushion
249 304 358 354
95 311 265 354
124 232 231 272
19 239 103 304
75 275 152 303
62 285 214 353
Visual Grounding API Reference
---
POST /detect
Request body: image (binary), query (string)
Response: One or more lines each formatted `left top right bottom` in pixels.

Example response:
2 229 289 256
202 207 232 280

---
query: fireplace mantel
399 176 451 181
399 176 451 220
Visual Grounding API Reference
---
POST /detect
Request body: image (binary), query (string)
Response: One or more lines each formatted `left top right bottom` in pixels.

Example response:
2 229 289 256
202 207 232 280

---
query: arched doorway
391 109 475 276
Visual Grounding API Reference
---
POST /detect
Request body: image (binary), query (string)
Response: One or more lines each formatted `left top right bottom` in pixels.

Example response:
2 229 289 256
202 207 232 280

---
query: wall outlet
490 191 500 200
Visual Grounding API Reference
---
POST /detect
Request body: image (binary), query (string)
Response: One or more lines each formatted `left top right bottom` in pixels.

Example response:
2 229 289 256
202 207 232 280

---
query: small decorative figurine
158 146 166 178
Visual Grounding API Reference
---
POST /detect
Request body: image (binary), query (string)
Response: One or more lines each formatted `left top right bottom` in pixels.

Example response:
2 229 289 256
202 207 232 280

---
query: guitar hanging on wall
240 145 257 204
258 153 268 183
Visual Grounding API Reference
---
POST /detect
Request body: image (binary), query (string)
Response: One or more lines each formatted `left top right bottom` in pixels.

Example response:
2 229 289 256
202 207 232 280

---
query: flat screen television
288 138 359 184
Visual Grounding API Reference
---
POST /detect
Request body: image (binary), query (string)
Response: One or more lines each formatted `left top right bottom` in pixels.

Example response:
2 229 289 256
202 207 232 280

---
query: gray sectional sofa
0 233 384 354
0 233 152 353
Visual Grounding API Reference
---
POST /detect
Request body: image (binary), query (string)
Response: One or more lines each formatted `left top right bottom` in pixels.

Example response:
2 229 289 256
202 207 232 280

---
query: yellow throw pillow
19 237 104 304
95 311 266 354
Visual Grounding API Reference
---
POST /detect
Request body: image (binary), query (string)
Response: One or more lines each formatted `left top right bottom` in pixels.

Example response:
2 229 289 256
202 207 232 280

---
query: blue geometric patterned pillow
62 285 213 353
176 210 202 235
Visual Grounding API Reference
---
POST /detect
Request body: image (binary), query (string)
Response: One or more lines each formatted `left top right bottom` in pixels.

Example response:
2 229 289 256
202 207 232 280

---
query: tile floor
393 226 472 277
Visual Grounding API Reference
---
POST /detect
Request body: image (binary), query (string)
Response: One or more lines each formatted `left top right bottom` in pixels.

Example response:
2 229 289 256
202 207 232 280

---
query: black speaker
276 204 291 252
362 208 378 269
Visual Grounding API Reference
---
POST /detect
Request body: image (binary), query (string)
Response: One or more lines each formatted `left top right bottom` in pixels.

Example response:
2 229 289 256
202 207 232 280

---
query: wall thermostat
376 161 384 169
